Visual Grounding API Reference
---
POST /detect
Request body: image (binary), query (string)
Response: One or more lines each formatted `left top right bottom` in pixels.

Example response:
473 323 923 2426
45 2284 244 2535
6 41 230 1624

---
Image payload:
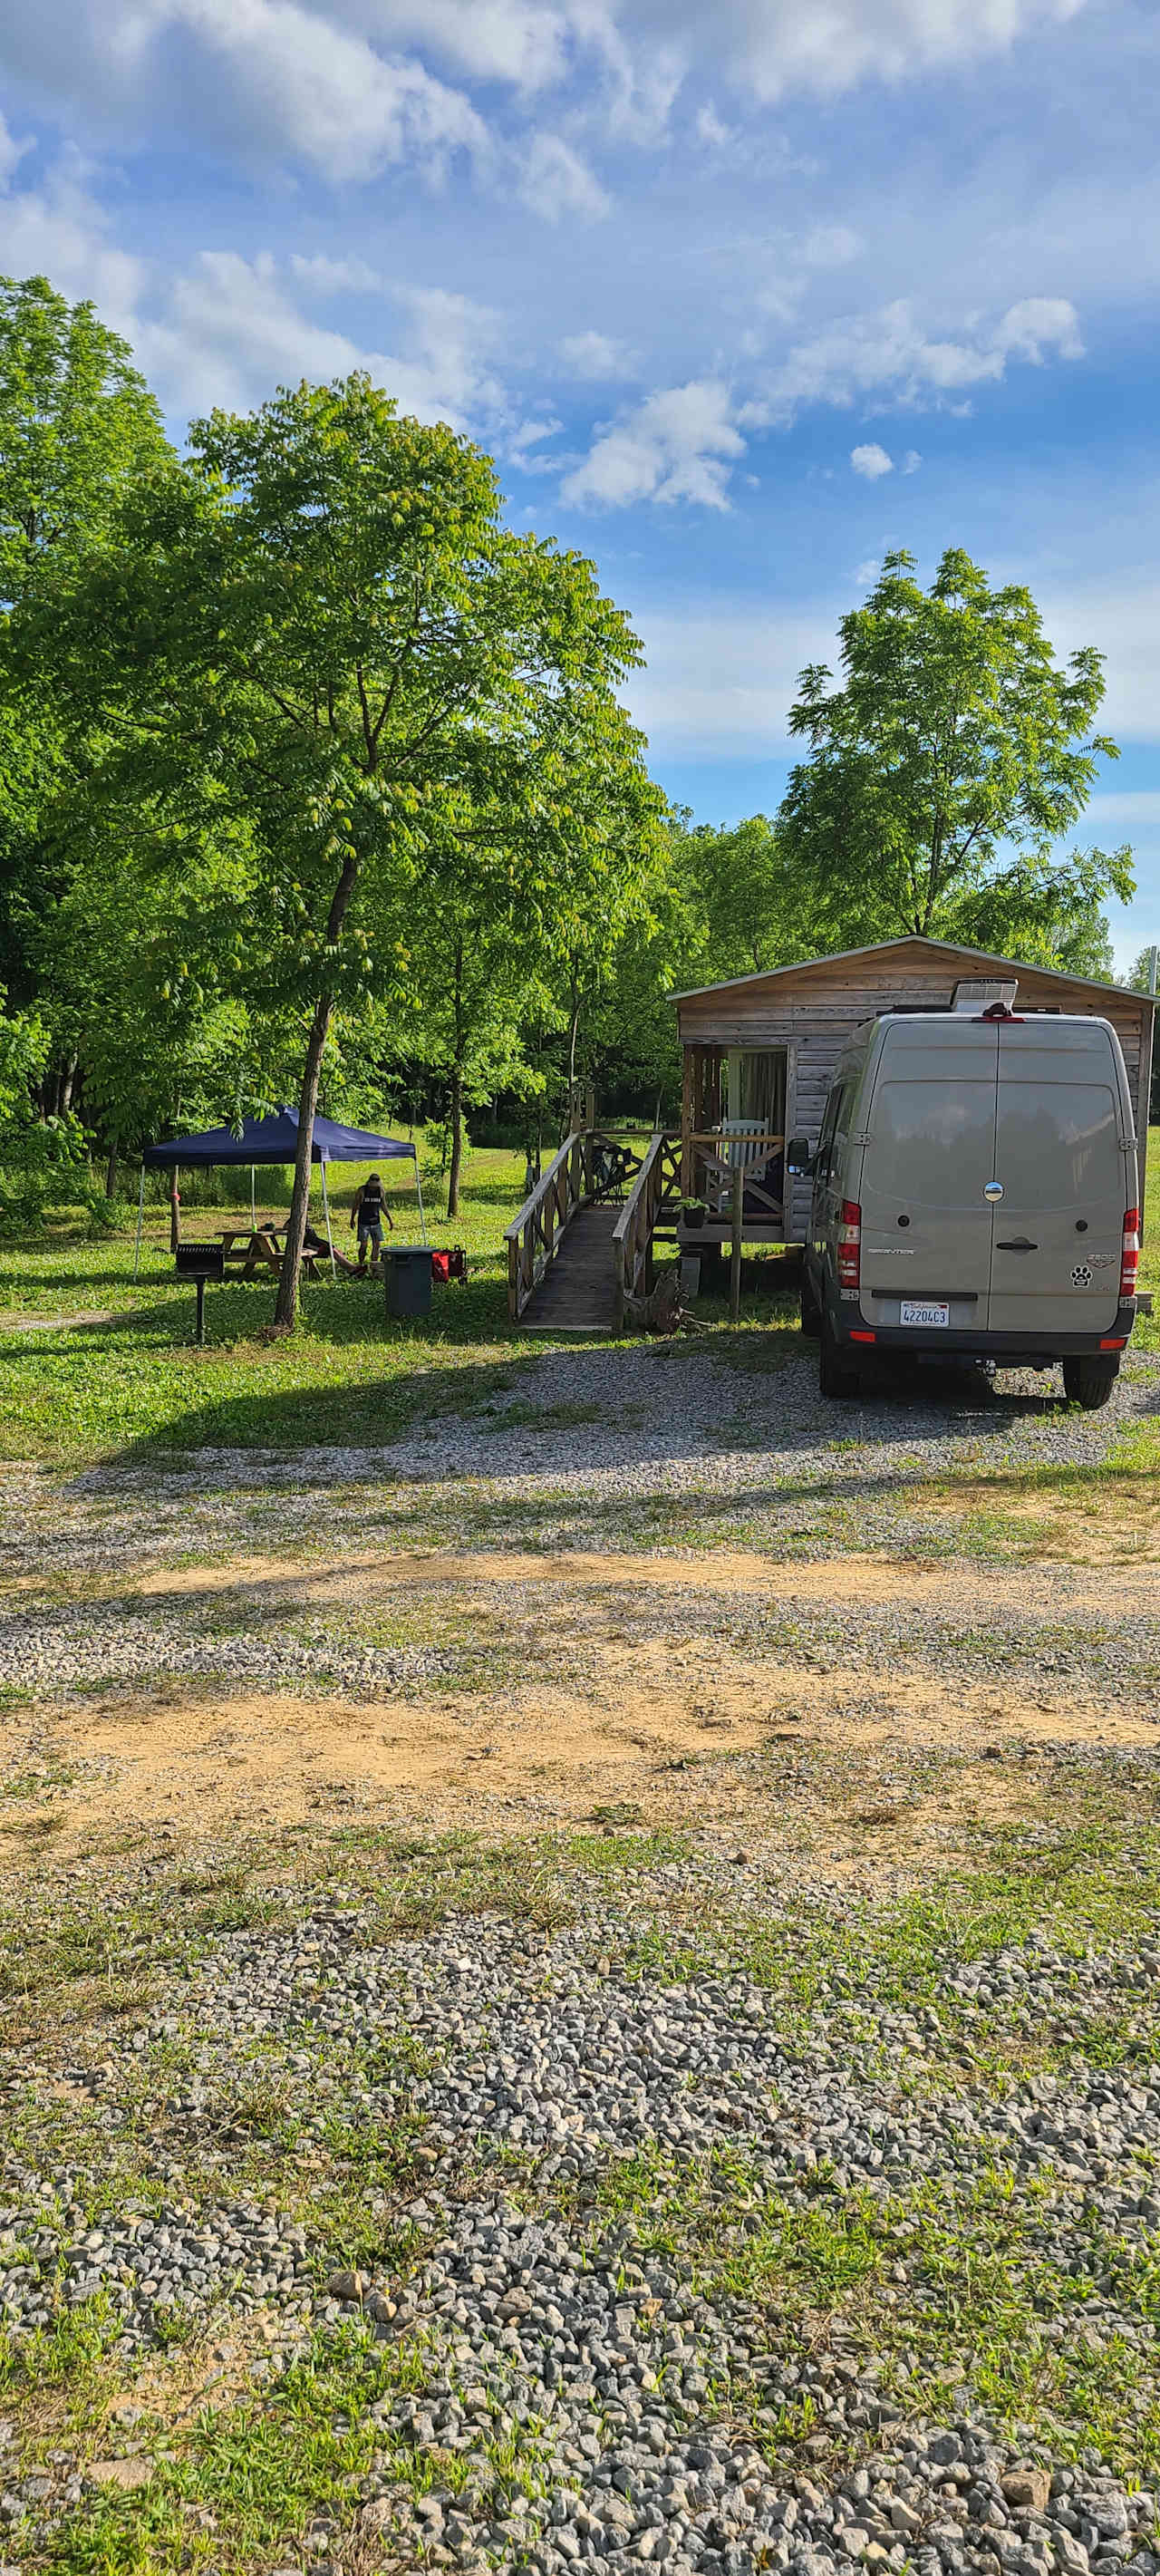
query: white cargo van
790 992 1140 1408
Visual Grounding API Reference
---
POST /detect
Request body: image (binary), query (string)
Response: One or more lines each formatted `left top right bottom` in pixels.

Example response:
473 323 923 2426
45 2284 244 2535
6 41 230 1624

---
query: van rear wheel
1062 1356 1119 1410
819 1312 861 1399
800 1270 821 1338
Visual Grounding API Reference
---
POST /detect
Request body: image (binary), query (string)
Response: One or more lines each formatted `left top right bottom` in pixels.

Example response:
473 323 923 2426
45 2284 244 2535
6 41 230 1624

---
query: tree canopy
26 370 662 1304
0 269 1150 1230
777 548 1132 956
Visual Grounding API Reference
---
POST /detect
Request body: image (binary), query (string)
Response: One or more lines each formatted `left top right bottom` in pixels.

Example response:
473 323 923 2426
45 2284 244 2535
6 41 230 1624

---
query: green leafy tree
778 548 1129 954
0 990 89 1221
0 273 170 1023
27 373 660 1314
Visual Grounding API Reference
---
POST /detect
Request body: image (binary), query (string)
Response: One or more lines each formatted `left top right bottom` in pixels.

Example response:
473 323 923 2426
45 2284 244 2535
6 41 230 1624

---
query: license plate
900 1299 951 1328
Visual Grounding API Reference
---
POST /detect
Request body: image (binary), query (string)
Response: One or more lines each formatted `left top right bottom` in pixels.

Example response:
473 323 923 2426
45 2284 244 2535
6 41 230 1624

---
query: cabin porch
678 1042 789 1244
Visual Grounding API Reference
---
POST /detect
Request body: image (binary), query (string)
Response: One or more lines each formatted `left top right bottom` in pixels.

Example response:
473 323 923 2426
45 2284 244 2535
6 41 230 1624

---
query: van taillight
837 1198 861 1290
1121 1207 1140 1300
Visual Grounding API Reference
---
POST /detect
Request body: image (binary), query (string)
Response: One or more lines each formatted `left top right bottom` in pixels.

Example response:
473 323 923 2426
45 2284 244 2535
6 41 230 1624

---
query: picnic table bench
217 1225 324 1281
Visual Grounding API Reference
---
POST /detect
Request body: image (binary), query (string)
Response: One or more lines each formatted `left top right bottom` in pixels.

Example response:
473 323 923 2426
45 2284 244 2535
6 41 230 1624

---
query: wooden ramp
519 1203 621 1332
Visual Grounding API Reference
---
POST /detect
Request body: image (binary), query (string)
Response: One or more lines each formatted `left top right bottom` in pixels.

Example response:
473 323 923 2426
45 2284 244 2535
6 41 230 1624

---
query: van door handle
996 1238 1038 1252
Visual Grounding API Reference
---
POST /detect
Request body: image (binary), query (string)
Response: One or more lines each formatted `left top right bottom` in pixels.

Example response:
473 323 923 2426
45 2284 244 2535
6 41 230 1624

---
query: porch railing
687 1128 785 1218
504 1131 589 1322
612 1131 681 1331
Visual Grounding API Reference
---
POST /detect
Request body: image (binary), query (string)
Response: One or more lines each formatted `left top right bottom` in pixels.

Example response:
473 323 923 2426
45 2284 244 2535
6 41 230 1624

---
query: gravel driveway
1 1342 1155 1577
5 1844 1160 2576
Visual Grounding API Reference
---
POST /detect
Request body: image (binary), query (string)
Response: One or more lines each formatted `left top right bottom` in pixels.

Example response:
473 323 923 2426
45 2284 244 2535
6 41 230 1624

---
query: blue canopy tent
134 1107 423 1281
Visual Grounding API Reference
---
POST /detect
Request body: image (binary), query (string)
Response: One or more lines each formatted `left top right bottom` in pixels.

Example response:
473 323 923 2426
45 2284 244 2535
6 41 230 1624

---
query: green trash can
384 1244 432 1320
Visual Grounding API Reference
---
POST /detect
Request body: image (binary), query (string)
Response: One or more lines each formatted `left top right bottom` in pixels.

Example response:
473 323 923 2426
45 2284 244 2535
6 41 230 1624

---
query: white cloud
3 0 488 184
140 250 503 426
517 132 609 222
559 328 635 378
695 102 732 147
801 224 862 269
0 112 33 189
759 293 1085 419
353 0 574 92
179 0 488 182
290 252 382 293
902 448 923 471
991 295 1085 362
851 441 894 478
1083 791 1160 831
665 0 1089 104
1039 579 1160 745
0 141 144 345
560 379 745 509
624 596 843 751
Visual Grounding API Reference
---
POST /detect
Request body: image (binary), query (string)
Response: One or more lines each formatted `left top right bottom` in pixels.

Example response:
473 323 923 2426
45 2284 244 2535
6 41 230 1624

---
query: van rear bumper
836 1302 1136 1363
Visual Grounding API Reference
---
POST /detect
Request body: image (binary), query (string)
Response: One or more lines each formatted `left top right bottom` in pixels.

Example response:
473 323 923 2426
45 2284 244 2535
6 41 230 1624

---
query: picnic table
217 1225 324 1281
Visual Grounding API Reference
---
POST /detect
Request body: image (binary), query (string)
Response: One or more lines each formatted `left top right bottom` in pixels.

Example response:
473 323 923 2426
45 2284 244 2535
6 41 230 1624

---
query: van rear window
995 1082 1118 1208
871 1080 996 1205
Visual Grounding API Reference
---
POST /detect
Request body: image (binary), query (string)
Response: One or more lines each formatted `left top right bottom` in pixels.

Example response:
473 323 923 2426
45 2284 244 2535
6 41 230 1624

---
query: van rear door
858 1019 999 1326
987 1020 1127 1337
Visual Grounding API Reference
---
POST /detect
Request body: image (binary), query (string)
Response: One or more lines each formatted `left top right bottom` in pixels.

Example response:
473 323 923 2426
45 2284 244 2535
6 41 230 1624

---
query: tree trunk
105 1143 119 1199
273 840 362 1329
61 1055 77 1117
447 936 465 1219
447 1064 463 1218
274 990 333 1328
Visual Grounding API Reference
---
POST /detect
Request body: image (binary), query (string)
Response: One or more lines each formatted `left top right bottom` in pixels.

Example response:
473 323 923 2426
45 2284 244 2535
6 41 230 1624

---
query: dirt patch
5 1637 1155 1873
0 1309 121 1334
104 1543 1160 1622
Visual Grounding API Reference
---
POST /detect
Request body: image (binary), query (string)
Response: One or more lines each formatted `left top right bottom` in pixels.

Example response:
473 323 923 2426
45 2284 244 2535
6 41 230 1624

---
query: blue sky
1 0 1157 973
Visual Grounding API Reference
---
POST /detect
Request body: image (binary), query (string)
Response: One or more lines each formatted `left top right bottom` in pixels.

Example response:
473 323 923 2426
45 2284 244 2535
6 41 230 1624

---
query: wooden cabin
673 935 1156 1249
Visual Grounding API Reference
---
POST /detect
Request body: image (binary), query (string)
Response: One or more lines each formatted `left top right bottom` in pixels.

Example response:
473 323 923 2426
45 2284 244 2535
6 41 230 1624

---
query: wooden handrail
505 1130 589 1322
503 1131 583 1244
613 1130 681 1331
610 1133 666 1250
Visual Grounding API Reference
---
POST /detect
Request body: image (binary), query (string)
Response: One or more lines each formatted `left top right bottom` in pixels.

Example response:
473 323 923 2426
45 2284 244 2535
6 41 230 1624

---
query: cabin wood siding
676 942 1154 1244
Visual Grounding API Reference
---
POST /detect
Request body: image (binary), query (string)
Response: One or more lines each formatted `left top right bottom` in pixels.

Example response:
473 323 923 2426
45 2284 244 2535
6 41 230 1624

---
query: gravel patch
5 1865 1160 2572
1 1346 1155 1582
0 1599 455 1701
69 1347 1158 1493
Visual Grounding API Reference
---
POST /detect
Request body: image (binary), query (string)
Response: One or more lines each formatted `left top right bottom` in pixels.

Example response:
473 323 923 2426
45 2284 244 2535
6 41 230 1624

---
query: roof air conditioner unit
951 978 1018 1012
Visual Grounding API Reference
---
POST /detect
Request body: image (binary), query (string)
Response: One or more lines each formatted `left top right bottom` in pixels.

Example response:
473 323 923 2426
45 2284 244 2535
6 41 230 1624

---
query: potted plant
682 1195 709 1231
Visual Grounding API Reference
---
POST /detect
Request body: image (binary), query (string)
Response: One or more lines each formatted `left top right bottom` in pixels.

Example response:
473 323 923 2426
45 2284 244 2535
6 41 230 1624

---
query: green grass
5 1128 1154 1477
0 1145 534 1465
582 2145 1160 2471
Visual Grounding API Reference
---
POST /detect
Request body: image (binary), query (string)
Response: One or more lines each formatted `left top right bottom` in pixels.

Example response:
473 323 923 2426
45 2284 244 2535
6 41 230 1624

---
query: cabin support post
681 1051 694 1198
730 1158 743 1322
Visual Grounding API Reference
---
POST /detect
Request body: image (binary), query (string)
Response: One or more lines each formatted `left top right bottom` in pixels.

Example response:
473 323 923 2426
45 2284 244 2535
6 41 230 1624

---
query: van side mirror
786 1136 814 1177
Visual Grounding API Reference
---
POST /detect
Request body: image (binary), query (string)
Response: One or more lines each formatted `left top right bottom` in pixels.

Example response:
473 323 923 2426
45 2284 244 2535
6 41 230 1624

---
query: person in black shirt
350 1171 392 1269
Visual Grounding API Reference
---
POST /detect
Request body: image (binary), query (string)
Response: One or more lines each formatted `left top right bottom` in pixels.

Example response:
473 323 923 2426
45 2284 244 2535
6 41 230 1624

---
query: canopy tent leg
319 1160 337 1282
414 1157 428 1245
250 1165 256 1230
132 1167 146 1283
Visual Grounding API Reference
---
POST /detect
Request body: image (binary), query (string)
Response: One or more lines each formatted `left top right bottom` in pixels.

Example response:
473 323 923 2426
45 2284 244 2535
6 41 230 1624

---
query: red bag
430 1248 468 1285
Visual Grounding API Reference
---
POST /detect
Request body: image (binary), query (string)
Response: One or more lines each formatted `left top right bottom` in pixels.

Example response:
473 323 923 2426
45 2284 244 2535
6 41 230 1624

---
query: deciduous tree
778 548 1130 954
28 373 660 1313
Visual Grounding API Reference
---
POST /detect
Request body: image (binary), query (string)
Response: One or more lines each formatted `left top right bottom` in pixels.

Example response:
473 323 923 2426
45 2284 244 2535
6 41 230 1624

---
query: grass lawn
0 1132 1155 1476
0 1146 532 1464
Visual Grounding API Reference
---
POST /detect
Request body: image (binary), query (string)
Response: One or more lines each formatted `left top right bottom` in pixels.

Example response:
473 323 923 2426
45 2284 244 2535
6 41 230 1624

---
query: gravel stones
5 1866 1160 2572
2 1346 1156 1581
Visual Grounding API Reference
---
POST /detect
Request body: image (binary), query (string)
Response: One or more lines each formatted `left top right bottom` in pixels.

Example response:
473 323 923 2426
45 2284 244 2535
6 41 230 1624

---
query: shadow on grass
78 1338 1116 1495
0 1273 513 1351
